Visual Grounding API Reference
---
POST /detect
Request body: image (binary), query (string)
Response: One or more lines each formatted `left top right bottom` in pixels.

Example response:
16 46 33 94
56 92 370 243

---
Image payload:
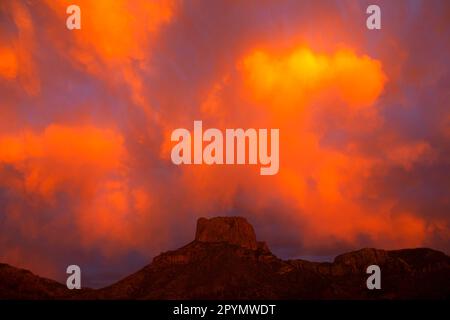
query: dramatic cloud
0 0 449 286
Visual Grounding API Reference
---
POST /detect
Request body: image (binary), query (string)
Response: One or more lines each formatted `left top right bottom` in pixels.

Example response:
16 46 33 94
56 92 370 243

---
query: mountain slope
1 217 449 299
84 217 450 299
0 263 75 299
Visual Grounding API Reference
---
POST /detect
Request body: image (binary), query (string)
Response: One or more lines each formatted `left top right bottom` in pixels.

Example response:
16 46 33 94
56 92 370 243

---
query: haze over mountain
1 217 449 300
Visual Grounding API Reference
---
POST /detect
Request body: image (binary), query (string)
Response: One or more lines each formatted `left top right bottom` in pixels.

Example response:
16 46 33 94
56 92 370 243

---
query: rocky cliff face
1 216 449 299
195 217 258 250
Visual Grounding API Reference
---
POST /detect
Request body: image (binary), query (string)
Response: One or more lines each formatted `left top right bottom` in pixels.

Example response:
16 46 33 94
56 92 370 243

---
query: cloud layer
0 0 449 287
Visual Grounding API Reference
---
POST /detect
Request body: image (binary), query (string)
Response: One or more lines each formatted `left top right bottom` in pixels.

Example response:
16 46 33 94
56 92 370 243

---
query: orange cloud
174 45 440 252
0 1 448 288
0 125 125 197
0 124 153 255
44 0 175 118
386 140 434 170
242 47 387 111
0 1 178 269
0 47 17 79
1 1 41 94
45 0 174 62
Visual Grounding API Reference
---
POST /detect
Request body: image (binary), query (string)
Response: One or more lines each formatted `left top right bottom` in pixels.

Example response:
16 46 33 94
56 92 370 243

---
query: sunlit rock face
195 217 258 250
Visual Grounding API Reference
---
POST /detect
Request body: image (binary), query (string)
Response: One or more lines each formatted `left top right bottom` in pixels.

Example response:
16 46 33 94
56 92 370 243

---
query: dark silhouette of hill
1 217 449 299
0 263 78 299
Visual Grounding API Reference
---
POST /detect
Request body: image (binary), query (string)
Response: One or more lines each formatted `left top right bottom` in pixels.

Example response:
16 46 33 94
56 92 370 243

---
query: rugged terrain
1 217 449 299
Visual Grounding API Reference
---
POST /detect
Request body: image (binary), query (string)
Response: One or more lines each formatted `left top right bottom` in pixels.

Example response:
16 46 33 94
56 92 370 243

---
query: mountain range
1 216 449 299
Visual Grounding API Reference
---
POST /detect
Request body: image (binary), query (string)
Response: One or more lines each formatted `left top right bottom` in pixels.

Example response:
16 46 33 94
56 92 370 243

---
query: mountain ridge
1 216 449 299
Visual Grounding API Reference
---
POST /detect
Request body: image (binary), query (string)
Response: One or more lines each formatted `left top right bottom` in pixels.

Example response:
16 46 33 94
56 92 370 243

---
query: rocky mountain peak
195 216 258 250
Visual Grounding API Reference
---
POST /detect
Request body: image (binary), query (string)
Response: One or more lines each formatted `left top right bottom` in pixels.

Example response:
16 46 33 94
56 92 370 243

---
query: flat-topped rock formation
1 216 449 299
195 217 258 250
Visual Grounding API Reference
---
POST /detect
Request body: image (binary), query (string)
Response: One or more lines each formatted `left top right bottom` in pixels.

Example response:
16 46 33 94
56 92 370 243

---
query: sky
0 0 449 288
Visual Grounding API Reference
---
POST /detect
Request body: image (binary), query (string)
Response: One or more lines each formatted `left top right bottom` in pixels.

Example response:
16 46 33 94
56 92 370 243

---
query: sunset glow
0 0 449 287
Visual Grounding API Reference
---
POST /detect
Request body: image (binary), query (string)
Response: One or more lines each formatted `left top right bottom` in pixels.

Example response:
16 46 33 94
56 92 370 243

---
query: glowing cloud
242 47 386 110
0 0 448 287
